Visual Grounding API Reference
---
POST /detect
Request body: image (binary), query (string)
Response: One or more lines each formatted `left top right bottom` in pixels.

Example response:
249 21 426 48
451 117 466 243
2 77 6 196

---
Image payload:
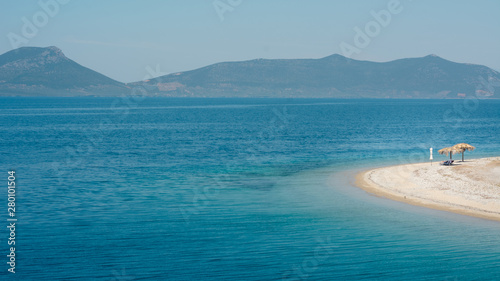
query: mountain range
1 46 499 98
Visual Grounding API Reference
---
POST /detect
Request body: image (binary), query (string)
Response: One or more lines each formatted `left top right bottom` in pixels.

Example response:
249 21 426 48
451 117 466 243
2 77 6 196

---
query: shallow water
1 97 499 280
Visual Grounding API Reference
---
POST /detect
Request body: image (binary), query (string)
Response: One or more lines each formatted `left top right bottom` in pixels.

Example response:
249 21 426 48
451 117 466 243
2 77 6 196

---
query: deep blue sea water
1 98 499 280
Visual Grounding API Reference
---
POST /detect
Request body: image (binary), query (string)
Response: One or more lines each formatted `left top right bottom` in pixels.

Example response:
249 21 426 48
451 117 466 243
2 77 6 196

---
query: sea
1 97 499 280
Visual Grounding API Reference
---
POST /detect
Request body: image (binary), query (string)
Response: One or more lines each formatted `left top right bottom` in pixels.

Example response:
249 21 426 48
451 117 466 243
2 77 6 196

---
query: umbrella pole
462 152 464 162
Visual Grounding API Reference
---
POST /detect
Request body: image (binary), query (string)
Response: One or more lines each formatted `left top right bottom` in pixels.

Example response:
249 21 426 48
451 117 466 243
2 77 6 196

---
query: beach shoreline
355 157 500 222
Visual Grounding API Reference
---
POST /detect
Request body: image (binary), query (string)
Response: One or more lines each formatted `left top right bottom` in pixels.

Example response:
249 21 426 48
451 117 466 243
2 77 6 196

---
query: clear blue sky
1 0 499 83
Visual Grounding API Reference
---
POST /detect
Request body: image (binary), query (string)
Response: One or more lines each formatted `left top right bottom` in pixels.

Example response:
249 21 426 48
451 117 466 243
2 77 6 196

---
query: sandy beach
355 157 500 221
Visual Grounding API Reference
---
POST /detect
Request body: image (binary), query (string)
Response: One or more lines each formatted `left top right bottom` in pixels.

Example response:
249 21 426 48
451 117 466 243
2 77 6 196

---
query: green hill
0 46 130 96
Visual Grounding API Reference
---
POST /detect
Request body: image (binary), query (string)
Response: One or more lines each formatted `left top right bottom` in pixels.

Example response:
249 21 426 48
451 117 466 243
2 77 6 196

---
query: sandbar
355 157 500 221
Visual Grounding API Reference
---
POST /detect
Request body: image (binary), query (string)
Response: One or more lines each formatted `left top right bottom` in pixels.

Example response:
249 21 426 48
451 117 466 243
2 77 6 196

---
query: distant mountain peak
424 54 443 59
0 46 128 96
323 53 346 58
321 53 352 62
46 45 62 51
44 46 66 57
1 46 69 67
37 46 68 63
8 46 64 56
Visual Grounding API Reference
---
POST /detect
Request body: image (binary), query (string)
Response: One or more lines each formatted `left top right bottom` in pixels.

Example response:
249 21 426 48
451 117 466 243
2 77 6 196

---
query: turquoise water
1 98 499 280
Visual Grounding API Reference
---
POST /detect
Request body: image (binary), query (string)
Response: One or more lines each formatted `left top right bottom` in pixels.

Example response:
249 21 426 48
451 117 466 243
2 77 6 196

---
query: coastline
355 157 500 222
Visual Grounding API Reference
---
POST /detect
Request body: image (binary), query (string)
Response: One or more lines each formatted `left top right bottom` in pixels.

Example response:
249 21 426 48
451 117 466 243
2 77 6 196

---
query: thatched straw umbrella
452 143 475 162
438 147 459 160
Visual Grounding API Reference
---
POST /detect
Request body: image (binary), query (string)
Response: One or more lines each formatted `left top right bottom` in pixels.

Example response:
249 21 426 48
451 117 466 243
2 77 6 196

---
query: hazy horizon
1 0 499 83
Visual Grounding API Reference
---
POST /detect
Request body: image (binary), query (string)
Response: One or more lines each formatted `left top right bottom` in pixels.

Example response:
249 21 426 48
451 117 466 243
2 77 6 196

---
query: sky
1 0 499 83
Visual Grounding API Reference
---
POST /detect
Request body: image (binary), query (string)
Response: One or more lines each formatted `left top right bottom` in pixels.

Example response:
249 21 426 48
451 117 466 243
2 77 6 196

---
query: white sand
355 157 500 221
